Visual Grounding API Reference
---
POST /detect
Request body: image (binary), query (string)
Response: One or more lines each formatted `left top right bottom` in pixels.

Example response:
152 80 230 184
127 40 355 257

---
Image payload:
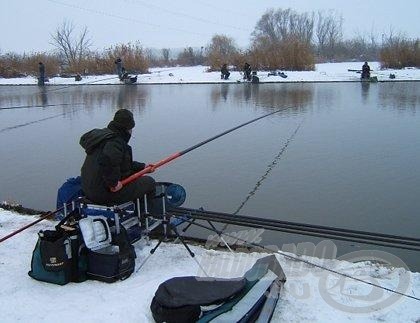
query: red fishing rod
121 108 286 187
0 109 284 243
0 207 64 243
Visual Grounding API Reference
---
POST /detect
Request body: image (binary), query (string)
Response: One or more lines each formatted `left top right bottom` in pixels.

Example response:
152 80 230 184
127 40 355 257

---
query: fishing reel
164 183 186 207
155 182 186 207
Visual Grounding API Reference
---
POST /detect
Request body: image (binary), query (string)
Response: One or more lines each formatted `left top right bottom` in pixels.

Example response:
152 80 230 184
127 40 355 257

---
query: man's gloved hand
132 161 146 172
147 163 156 173
110 181 123 192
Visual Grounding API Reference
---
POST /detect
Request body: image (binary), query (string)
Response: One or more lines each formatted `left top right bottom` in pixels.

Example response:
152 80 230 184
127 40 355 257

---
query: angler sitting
115 57 128 81
79 109 156 206
361 61 371 79
243 62 252 81
220 63 230 80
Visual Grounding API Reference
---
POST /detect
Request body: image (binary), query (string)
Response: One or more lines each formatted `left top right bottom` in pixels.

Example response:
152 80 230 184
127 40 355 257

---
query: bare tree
315 10 343 59
50 20 92 71
161 48 170 65
177 47 196 66
252 8 314 45
251 8 315 70
205 34 238 70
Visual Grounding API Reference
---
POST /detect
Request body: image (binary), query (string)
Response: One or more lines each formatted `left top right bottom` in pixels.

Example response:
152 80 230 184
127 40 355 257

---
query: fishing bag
150 277 246 323
28 211 87 285
55 176 83 220
150 255 286 323
83 223 136 283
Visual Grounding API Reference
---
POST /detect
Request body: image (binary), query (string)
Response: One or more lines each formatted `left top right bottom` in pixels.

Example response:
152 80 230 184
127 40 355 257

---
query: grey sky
1 0 419 53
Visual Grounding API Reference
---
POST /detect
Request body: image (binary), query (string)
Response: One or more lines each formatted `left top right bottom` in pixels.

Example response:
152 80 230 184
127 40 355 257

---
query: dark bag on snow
150 255 286 323
28 228 87 285
85 226 136 283
150 277 247 323
28 211 87 285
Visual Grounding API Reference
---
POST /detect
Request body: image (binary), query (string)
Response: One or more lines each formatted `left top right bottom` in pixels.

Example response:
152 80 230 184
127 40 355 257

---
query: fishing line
130 0 251 32
44 75 121 93
171 214 420 302
0 75 119 111
194 0 256 20
0 108 82 133
120 108 290 187
48 0 211 38
221 119 304 233
0 103 84 111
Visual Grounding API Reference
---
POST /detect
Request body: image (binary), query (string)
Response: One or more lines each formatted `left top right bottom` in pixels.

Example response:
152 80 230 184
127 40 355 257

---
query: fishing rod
45 75 121 93
170 207 420 251
120 108 288 187
169 214 420 302
0 206 65 243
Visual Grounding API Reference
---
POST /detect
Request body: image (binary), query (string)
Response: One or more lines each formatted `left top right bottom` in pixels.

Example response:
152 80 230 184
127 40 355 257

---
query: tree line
0 8 419 78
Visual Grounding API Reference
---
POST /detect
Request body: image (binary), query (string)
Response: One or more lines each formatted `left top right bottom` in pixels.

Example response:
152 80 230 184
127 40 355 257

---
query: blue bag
56 177 83 220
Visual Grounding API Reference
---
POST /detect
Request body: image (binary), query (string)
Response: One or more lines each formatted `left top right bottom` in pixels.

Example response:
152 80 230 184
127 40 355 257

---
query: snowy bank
0 210 419 322
0 62 419 86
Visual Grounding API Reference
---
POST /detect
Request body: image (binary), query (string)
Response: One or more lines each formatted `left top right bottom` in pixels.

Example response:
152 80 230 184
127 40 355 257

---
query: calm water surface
1 82 419 270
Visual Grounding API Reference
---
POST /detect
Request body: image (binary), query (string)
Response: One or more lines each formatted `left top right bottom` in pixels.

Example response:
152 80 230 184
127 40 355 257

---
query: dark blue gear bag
56 177 83 220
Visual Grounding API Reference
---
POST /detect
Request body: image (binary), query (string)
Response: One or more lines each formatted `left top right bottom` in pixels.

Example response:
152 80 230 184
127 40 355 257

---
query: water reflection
116 85 149 112
252 84 313 111
1 82 420 271
361 82 370 103
39 87 49 107
209 83 315 113
378 82 420 112
0 85 150 114
0 85 150 133
210 84 230 107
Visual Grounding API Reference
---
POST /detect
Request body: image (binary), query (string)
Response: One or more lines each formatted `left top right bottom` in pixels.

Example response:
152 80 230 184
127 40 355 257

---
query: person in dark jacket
80 109 155 205
361 62 371 79
38 62 45 86
115 57 126 81
243 62 252 81
221 64 230 80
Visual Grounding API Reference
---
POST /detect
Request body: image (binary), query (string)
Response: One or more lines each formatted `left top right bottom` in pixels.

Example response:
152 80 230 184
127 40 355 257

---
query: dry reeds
249 37 315 71
0 53 60 78
380 36 419 69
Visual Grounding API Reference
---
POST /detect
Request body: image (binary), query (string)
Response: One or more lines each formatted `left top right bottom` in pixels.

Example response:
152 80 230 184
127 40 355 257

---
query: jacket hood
80 128 116 154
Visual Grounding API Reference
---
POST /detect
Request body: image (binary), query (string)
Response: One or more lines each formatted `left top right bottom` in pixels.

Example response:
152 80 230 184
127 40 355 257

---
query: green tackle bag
28 211 87 285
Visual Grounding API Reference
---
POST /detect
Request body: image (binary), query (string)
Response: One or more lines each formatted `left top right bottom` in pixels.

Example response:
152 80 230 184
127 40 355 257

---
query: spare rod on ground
168 206 420 251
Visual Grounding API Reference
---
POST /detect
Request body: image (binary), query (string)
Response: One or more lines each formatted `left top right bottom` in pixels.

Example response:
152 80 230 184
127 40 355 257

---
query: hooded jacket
80 122 145 202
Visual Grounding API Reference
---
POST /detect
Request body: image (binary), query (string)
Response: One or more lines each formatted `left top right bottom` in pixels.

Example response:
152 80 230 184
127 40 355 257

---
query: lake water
1 82 419 271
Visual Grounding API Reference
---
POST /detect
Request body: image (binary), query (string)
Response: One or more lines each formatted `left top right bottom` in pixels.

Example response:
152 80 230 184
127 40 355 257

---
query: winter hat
112 109 135 130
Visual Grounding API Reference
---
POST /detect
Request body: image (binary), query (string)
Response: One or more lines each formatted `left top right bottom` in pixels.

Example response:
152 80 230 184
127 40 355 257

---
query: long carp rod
121 108 287 187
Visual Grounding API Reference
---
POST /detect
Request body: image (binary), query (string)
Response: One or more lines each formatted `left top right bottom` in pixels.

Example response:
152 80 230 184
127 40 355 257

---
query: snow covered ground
0 62 419 85
0 210 419 322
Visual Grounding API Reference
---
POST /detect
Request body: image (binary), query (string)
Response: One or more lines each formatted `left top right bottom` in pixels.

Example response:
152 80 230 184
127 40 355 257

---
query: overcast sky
1 0 419 53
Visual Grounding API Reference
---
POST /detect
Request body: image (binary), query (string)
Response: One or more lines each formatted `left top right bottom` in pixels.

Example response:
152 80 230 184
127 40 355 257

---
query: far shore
1 62 419 86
